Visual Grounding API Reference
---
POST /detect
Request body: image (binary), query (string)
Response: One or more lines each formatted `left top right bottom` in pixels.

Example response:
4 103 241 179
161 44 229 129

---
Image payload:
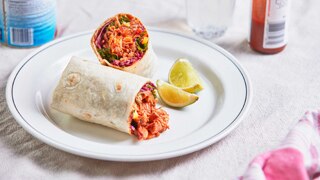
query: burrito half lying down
51 56 169 140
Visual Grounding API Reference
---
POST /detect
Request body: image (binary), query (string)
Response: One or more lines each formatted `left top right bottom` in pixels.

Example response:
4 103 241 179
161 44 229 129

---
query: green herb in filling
135 38 148 52
98 48 119 62
119 15 130 24
152 89 158 99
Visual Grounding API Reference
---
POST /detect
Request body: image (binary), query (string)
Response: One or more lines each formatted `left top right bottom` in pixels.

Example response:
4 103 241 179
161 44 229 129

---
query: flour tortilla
90 13 157 78
51 56 150 134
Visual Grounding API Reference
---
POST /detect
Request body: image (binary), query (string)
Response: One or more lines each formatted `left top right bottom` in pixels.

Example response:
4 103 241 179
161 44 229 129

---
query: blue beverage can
0 0 56 47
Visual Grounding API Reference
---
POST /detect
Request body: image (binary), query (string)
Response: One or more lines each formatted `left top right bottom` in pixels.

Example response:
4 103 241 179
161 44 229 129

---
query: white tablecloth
1 0 320 179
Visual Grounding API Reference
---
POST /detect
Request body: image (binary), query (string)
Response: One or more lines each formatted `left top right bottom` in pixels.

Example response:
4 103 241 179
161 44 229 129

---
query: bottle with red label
249 0 290 54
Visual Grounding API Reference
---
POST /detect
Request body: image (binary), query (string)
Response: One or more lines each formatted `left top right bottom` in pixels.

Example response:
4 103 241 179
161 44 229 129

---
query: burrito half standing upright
51 56 169 140
91 13 157 78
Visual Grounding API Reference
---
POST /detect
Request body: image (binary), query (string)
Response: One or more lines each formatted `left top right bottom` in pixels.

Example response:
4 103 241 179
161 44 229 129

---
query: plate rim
6 28 252 161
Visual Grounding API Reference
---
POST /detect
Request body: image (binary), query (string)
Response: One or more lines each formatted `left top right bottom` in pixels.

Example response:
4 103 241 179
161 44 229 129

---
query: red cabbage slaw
140 82 156 92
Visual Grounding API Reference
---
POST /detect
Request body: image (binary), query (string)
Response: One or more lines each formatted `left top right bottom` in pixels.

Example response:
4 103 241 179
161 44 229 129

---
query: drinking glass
186 0 236 40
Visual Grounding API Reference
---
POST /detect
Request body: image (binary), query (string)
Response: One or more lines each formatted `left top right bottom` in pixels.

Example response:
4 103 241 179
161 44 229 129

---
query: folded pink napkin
241 110 320 180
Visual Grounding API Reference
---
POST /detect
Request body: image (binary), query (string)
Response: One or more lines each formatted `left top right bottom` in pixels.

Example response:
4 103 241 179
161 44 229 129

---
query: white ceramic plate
6 28 251 161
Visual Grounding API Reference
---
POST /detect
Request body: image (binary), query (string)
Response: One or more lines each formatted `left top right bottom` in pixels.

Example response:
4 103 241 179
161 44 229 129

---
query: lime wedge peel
156 80 199 108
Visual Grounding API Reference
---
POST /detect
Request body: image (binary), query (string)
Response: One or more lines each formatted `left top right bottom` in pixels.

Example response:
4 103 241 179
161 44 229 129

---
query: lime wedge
168 58 204 93
156 80 199 108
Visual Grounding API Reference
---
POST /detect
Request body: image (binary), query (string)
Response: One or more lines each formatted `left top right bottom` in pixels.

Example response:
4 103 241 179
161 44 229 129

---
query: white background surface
1 0 320 179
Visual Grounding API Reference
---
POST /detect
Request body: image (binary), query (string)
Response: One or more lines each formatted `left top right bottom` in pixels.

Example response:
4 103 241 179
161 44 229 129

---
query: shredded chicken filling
130 83 169 140
96 14 148 67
